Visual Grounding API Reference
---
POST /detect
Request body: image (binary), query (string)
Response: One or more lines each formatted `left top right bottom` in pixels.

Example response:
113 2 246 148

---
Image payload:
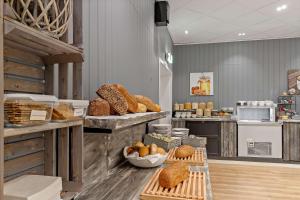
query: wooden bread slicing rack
165 148 205 166
140 168 206 200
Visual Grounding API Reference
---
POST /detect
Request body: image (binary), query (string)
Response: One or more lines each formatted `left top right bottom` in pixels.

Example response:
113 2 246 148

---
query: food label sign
190 72 214 96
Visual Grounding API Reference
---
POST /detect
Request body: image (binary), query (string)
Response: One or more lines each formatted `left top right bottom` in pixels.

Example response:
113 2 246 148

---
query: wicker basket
5 0 72 38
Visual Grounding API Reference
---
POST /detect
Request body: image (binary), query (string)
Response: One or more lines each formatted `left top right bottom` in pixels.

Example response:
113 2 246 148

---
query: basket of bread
124 141 167 168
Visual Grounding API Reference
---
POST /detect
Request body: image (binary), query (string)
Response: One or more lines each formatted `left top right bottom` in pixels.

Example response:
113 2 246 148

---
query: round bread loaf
88 98 110 116
175 145 195 158
97 84 128 115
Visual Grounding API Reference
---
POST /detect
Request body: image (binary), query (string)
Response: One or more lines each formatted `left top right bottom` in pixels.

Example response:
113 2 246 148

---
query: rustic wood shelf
4 17 84 64
4 120 83 138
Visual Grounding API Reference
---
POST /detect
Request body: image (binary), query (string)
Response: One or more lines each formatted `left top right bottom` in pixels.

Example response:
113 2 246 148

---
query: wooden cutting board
140 168 206 200
165 148 205 166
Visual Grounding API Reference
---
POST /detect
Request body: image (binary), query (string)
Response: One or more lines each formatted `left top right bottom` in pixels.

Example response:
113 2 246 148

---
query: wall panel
173 38 300 112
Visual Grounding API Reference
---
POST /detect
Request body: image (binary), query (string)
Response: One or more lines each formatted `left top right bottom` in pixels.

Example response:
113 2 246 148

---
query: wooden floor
209 161 300 200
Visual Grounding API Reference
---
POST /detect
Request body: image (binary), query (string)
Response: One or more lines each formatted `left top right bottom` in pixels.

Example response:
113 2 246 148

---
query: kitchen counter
77 149 213 200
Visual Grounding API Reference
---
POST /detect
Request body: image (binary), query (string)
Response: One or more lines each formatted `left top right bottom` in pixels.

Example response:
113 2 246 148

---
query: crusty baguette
96 84 128 115
137 103 147 113
175 145 195 158
159 162 189 188
134 95 160 112
113 84 138 113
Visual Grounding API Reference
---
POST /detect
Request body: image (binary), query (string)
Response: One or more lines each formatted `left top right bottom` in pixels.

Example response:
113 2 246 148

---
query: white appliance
238 121 282 158
237 102 282 158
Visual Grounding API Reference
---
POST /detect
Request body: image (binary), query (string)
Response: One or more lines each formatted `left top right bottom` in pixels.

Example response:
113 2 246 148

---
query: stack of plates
151 124 172 135
172 128 189 139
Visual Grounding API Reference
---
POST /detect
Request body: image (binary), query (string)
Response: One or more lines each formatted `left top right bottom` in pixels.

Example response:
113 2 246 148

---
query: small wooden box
140 168 206 200
165 148 205 166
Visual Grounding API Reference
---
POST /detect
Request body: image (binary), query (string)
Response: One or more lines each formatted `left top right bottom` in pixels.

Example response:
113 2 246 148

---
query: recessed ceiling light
277 4 287 12
238 33 246 36
184 30 189 35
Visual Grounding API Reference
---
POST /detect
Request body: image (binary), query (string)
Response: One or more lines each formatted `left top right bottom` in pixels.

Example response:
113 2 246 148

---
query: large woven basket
5 0 72 38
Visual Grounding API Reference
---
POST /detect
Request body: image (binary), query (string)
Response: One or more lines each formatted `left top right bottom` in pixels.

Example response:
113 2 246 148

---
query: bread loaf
135 95 160 112
175 145 195 158
97 84 128 115
113 84 138 113
137 103 147 113
88 98 110 116
159 162 189 188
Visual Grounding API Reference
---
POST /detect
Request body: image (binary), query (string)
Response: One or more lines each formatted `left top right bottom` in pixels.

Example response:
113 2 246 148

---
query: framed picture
288 69 300 95
190 72 214 96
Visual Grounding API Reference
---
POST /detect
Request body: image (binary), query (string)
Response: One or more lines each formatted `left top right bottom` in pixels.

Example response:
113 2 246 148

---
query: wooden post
73 0 83 100
44 130 57 176
59 33 69 99
0 0 4 198
45 65 54 95
58 128 70 182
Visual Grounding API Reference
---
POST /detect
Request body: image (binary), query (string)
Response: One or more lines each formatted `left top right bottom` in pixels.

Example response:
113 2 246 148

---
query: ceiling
167 0 300 45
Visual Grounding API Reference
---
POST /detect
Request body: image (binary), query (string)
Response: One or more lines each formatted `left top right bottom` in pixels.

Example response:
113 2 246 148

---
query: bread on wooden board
88 98 110 116
135 95 160 112
159 162 189 188
113 84 138 113
96 84 128 115
175 145 195 158
137 103 147 113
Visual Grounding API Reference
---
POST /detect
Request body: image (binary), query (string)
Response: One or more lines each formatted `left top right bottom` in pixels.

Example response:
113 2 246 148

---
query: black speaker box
155 1 170 26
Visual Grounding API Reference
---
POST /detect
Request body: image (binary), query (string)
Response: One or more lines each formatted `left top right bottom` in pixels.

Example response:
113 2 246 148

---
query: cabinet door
186 121 221 157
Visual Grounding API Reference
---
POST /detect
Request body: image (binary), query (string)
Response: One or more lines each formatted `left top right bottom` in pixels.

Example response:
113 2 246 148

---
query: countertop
84 111 168 130
77 148 213 200
172 117 236 122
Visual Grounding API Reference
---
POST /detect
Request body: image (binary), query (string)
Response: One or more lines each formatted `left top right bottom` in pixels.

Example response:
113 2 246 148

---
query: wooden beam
59 32 69 99
44 130 57 176
71 126 83 186
43 53 84 65
73 0 83 100
58 128 70 183
0 0 5 197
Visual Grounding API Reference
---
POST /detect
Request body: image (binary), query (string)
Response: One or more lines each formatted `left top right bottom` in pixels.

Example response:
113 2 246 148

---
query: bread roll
133 141 144 149
155 104 161 112
88 98 110 116
175 145 195 158
135 95 160 112
137 103 147 113
113 84 138 113
97 84 128 115
157 147 166 155
149 144 157 155
159 162 189 188
139 146 149 157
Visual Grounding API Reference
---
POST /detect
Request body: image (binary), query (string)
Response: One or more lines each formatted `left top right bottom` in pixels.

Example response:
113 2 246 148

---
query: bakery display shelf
4 17 84 64
4 120 83 138
140 168 206 200
165 148 205 166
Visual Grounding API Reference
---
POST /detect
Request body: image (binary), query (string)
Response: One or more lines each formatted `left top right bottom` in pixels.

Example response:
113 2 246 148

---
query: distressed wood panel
283 122 300 161
4 151 44 178
4 77 44 93
4 165 44 182
221 122 237 157
4 61 44 79
4 46 44 66
4 137 44 160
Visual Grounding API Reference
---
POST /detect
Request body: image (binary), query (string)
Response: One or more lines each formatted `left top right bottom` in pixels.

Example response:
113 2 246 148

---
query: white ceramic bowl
172 128 189 135
123 147 167 168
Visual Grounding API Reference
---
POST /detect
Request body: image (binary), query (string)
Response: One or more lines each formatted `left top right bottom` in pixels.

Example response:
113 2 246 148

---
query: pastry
175 145 195 158
113 84 138 113
139 146 149 157
137 103 147 113
52 103 76 120
155 104 161 112
135 95 160 112
127 147 135 155
149 144 158 155
157 147 166 155
88 98 110 116
133 141 144 149
97 84 128 115
159 162 189 188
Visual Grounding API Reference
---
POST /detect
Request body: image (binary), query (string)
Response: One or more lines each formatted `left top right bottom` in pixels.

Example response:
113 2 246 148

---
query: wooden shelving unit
0 0 84 199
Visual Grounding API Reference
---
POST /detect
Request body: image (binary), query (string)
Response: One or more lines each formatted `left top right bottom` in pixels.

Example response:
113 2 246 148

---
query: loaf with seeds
97 84 128 115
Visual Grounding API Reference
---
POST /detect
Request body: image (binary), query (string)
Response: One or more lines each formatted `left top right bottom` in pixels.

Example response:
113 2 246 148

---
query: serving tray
165 148 205 166
140 168 206 200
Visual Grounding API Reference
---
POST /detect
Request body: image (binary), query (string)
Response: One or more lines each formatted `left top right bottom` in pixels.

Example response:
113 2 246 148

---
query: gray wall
173 38 300 111
82 0 173 102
